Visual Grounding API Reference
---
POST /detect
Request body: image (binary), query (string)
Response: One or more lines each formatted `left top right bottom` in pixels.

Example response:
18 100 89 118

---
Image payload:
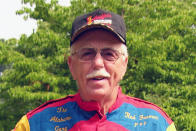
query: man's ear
120 56 128 80
124 56 128 66
67 56 76 80
122 56 128 69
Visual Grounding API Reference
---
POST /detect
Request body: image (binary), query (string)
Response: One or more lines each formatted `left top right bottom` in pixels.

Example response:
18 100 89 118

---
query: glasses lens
101 48 119 61
78 48 96 61
74 48 121 62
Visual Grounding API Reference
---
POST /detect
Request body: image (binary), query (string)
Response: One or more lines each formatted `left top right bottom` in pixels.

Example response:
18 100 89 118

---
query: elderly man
14 9 176 131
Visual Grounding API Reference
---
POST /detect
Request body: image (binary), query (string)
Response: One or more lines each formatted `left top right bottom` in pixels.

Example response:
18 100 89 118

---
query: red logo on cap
87 14 112 25
87 16 93 25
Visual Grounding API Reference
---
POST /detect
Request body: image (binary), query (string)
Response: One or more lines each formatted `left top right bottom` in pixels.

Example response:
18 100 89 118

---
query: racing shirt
14 88 176 131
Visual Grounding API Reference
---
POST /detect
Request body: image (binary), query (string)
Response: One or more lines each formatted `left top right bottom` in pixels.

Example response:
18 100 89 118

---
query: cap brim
71 24 125 45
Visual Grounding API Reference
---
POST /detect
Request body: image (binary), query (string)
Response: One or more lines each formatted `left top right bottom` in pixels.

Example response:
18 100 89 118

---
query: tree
0 0 195 130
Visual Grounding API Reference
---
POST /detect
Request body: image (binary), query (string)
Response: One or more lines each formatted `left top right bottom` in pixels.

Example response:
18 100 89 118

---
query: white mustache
86 69 110 79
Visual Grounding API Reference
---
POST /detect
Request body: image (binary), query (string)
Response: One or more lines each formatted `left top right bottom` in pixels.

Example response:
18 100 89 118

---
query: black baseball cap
70 9 126 46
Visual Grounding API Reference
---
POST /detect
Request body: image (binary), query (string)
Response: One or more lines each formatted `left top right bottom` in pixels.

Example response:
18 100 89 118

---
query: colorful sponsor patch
87 13 112 25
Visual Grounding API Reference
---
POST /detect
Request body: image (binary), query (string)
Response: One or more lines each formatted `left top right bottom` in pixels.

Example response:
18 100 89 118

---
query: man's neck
79 86 120 115
97 87 119 115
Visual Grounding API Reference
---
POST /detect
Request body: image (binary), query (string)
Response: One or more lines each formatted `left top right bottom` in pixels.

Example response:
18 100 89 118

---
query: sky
0 0 70 40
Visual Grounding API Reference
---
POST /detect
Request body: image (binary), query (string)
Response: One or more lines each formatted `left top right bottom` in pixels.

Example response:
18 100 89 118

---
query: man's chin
87 89 107 101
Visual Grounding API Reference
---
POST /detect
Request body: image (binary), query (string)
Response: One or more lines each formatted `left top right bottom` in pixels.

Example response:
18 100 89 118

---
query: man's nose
92 53 104 68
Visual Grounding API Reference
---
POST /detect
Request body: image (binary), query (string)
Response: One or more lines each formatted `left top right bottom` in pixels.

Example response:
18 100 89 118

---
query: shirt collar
75 87 125 114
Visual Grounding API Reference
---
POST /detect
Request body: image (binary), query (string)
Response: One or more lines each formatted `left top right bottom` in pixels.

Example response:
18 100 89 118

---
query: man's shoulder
121 94 173 124
26 94 77 119
123 95 162 110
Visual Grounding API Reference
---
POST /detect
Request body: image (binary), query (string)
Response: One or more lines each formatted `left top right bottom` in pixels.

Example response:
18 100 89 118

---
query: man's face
68 29 128 102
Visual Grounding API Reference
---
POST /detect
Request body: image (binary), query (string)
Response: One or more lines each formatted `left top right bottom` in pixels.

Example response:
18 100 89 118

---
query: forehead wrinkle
72 38 123 51
72 42 123 53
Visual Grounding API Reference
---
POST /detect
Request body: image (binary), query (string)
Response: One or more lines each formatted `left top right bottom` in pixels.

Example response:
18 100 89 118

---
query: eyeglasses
71 48 125 63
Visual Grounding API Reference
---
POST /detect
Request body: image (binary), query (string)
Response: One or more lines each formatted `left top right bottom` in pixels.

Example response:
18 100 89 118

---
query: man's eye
81 51 93 57
79 49 95 60
104 52 115 57
102 50 118 61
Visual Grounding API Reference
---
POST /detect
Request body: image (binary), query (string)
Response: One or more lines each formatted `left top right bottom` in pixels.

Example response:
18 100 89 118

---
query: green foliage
0 0 195 130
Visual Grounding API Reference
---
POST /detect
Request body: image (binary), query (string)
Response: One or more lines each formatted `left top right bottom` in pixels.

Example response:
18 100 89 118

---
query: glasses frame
71 47 125 63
